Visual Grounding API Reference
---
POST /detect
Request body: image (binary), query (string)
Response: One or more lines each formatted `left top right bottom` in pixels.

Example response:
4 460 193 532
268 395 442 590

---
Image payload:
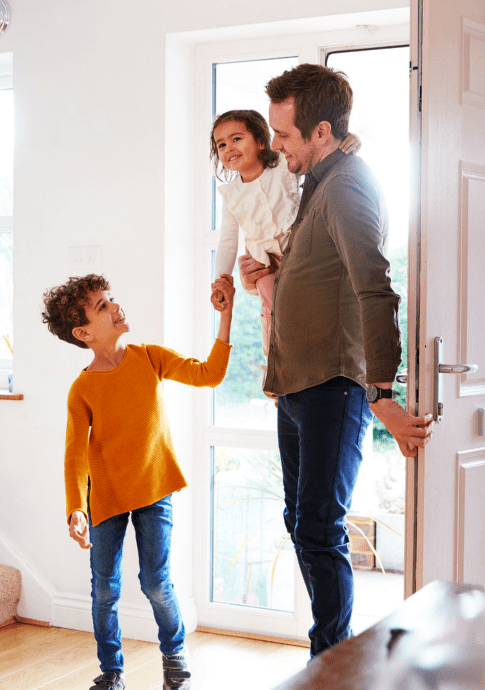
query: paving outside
352 568 404 634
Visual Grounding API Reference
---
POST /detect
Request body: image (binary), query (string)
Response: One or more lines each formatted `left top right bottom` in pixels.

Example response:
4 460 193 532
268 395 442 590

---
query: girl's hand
339 132 361 154
69 510 92 549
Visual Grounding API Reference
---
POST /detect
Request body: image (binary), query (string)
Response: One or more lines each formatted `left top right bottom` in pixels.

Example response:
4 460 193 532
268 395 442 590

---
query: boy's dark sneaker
162 651 191 689
89 671 126 690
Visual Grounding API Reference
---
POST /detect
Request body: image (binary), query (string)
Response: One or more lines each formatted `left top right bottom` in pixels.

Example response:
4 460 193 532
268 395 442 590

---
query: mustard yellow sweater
65 339 231 526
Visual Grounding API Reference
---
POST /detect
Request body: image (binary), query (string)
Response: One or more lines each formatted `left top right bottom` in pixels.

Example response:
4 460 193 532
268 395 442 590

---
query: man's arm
325 175 434 457
237 251 279 296
368 381 434 457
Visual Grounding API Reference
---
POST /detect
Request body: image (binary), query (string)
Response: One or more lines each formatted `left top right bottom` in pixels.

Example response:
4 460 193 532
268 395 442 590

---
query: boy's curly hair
42 274 110 349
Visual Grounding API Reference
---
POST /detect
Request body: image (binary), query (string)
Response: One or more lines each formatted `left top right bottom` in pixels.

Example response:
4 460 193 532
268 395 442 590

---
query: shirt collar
308 148 346 183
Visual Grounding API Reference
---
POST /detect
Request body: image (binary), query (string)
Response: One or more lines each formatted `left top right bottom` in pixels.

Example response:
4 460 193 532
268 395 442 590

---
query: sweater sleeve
64 380 91 524
214 200 240 278
146 338 232 388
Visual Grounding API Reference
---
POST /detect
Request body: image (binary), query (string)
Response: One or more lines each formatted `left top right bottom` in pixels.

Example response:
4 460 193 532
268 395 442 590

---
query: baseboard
16 616 51 627
196 626 310 648
52 592 198 643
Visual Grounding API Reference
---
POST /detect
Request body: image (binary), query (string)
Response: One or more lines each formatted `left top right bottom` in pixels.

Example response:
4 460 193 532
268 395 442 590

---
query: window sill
0 391 23 400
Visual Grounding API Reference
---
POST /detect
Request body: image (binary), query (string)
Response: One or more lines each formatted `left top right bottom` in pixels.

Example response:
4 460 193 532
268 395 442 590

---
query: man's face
269 97 323 175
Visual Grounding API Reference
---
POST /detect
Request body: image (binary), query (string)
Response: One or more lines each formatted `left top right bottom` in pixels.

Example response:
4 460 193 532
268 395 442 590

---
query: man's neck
308 138 342 174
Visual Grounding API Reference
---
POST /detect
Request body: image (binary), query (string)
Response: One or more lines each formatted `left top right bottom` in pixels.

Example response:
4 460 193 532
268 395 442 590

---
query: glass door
193 26 410 639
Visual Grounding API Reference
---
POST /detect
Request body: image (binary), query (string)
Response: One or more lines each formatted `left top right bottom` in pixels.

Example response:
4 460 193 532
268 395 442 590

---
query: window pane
0 232 13 361
327 47 408 525
211 446 294 613
211 56 298 424
212 249 277 429
0 89 13 217
326 47 409 253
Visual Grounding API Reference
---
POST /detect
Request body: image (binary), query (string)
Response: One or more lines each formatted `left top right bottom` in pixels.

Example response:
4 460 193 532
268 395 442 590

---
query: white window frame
0 53 13 374
191 22 409 639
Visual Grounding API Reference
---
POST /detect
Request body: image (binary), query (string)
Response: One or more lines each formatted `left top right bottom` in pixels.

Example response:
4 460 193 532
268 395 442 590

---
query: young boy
42 273 235 690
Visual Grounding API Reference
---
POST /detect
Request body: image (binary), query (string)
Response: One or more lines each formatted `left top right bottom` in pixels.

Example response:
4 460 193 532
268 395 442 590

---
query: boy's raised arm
213 274 235 344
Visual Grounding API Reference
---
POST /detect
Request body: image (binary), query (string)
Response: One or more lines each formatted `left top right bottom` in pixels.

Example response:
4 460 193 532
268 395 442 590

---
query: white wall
0 0 408 639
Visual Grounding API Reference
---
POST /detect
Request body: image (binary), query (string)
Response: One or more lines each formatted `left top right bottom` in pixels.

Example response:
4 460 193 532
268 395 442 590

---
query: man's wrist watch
365 385 399 403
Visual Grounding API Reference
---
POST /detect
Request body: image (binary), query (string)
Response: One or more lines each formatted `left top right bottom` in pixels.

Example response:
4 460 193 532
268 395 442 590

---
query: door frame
191 19 411 637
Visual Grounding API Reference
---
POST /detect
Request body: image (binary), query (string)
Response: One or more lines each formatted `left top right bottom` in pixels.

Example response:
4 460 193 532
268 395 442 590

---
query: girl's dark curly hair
42 274 110 349
210 109 279 182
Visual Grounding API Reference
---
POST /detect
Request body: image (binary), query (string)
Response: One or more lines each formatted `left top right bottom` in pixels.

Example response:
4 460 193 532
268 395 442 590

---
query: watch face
366 385 378 402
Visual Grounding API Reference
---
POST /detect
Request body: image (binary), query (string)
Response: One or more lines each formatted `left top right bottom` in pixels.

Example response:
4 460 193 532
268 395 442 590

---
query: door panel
410 0 485 591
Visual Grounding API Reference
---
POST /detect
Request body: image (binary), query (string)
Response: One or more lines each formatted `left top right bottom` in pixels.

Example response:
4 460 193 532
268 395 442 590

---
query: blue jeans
277 377 372 657
89 496 185 673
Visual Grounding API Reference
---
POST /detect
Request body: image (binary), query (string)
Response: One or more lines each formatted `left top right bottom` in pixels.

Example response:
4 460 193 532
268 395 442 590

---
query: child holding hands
42 273 234 690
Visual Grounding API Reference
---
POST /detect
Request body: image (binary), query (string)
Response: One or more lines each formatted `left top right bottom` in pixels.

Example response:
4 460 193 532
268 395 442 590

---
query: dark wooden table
272 581 484 690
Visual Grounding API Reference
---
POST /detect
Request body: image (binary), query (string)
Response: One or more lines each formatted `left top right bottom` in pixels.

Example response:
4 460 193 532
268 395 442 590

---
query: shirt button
271 311 274 317
274 278 279 285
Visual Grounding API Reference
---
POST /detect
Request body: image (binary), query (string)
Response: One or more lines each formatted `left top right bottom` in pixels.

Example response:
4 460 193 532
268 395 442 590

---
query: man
238 64 434 656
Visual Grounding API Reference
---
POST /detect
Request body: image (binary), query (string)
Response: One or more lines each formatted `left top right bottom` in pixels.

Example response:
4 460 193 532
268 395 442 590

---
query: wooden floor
0 623 309 690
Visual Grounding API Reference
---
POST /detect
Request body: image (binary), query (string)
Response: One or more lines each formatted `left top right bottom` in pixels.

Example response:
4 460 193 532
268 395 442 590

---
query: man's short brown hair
42 274 110 349
266 63 353 141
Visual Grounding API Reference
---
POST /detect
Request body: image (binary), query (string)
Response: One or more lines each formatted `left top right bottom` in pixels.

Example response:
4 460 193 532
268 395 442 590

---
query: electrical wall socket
68 245 103 275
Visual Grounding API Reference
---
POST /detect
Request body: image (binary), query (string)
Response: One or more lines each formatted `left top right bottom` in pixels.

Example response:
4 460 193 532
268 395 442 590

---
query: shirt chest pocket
289 210 315 258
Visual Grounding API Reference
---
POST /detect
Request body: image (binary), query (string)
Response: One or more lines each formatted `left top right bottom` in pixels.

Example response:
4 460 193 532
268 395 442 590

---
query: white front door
407 0 485 594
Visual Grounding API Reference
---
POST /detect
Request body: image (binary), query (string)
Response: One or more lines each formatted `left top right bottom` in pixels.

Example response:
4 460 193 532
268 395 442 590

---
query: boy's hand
213 275 235 313
339 132 361 154
69 510 92 549
211 287 226 312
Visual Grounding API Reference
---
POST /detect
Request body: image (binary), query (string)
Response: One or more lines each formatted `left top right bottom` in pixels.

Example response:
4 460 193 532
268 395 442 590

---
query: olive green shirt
264 149 401 396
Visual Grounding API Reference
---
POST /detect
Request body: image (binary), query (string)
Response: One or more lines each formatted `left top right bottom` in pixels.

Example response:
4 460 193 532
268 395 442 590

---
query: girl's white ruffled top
214 154 300 277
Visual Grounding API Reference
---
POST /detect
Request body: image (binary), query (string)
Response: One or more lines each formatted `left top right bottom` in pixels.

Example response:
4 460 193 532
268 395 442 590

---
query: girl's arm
212 203 239 312
339 132 362 154
214 203 239 278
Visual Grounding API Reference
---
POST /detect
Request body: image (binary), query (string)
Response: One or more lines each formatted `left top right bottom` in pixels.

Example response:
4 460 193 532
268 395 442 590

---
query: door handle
437 364 478 374
396 369 407 385
434 336 478 422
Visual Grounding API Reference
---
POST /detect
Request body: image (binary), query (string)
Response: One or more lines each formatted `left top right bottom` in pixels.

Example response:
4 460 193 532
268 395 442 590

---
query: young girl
210 109 361 358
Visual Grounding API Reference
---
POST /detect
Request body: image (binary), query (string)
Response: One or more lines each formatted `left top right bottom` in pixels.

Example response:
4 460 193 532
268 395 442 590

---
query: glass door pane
326 47 408 601
211 446 294 612
209 57 298 617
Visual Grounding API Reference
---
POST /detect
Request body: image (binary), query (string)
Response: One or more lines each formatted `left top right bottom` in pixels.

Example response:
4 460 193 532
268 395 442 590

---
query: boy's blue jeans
89 496 185 673
277 377 372 657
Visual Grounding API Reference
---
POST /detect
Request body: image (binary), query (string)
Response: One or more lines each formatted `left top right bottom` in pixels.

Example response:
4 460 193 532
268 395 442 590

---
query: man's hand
369 399 434 457
69 510 92 549
238 251 279 295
